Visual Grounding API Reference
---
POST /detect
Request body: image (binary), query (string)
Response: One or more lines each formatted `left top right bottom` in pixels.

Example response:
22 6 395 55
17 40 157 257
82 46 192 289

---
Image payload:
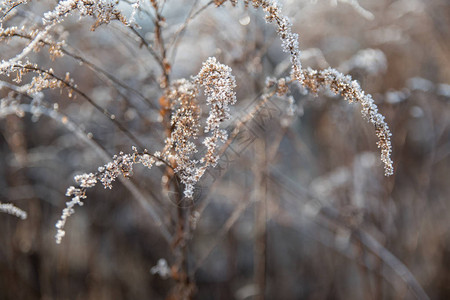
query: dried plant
2 0 446 299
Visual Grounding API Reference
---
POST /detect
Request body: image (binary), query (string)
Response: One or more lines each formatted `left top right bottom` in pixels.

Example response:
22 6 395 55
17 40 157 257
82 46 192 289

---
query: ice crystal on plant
150 258 170 279
55 57 238 242
160 57 237 198
55 151 142 243
43 0 128 30
161 78 201 199
194 57 237 183
340 49 387 75
0 203 27 220
195 57 237 133
99 152 135 189
56 186 86 244
129 0 140 26
302 67 394 176
250 0 303 82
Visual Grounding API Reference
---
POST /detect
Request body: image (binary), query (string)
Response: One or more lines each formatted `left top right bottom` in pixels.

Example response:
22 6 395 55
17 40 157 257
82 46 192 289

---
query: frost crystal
302 68 394 176
0 203 27 220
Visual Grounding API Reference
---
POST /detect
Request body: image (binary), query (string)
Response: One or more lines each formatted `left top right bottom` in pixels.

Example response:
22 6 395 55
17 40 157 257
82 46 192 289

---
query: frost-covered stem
16 64 150 152
0 1 28 21
302 68 393 176
0 203 27 219
4 31 154 107
195 57 237 165
250 0 303 82
1 0 128 72
254 139 267 300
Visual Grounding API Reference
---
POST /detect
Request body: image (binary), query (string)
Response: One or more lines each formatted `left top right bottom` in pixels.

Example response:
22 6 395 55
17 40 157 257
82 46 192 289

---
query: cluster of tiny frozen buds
0 202 27 220
54 57 237 242
234 0 393 175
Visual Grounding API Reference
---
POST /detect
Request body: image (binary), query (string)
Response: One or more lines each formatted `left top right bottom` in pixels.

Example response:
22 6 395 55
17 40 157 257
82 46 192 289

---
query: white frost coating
0 203 28 219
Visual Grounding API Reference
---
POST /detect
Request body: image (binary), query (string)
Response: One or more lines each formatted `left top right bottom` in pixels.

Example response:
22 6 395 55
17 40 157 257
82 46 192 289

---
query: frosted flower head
194 57 237 133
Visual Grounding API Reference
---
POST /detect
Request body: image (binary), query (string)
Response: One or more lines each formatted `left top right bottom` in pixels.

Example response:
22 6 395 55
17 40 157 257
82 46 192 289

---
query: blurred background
0 0 449 299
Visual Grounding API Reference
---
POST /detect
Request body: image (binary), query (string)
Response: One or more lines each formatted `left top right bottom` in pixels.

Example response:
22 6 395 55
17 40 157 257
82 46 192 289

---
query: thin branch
0 0 27 21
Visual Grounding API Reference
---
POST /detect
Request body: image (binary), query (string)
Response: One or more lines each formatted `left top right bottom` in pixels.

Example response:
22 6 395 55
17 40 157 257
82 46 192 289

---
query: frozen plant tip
0 203 27 220
55 57 237 242
250 0 303 82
